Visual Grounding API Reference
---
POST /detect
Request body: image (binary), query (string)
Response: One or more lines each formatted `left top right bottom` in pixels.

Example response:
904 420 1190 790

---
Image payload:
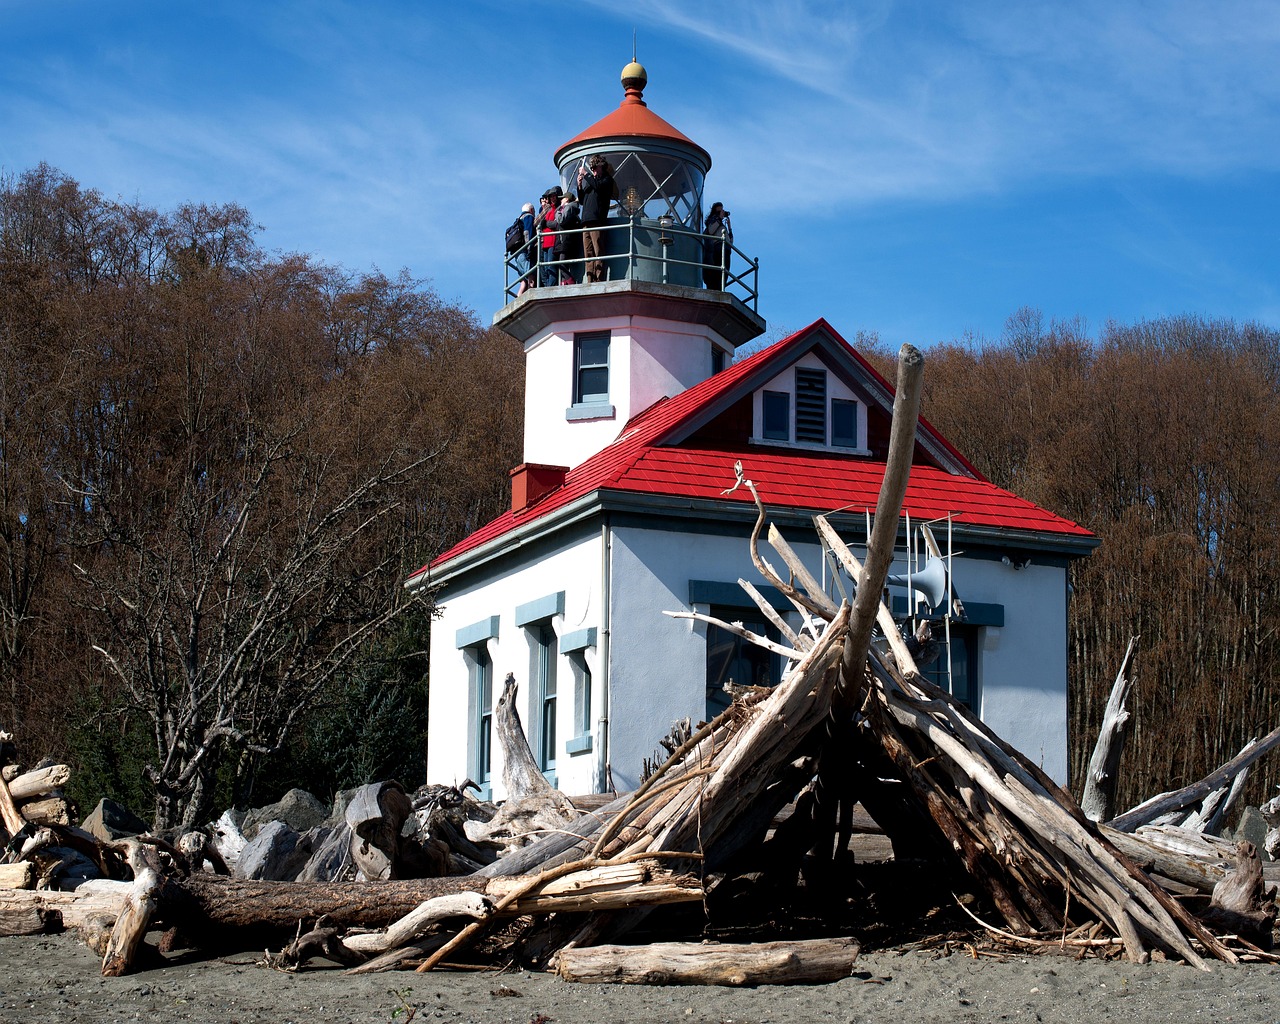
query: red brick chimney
510 463 568 513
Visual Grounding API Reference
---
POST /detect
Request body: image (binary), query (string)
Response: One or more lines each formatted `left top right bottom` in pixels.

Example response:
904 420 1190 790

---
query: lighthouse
414 62 1096 799
498 61 766 478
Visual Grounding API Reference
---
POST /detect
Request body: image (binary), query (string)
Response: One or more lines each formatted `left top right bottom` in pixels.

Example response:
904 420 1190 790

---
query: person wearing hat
515 201 536 295
535 190 561 288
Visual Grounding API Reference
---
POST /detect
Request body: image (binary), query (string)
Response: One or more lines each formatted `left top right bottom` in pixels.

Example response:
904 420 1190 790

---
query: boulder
1234 805 1272 859
234 821 300 880
80 798 150 842
242 788 329 836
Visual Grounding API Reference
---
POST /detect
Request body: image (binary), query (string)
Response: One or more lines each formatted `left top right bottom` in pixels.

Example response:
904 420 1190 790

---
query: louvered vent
794 367 826 444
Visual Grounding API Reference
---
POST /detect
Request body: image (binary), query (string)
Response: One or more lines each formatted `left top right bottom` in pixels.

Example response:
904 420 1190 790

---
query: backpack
504 217 526 255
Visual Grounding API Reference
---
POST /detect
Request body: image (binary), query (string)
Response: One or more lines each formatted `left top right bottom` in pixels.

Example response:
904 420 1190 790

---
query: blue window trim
455 615 500 649
688 579 791 611
890 597 1004 627
566 734 594 756
515 591 565 627
565 401 616 421
559 626 597 653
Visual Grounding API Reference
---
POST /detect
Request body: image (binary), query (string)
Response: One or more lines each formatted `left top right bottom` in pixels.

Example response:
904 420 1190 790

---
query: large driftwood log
342 892 493 955
0 862 34 891
101 843 162 976
0 879 132 936
1200 841 1277 948
151 861 698 933
1081 637 1139 822
1101 824 1232 893
465 675 576 854
7 764 71 801
346 781 413 880
556 936 860 986
0 770 26 838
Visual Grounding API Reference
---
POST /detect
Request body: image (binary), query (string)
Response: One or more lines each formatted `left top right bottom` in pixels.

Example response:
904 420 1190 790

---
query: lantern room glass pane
606 152 706 226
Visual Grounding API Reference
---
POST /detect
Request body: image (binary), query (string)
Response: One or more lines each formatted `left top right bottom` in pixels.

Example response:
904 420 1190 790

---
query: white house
407 62 1097 799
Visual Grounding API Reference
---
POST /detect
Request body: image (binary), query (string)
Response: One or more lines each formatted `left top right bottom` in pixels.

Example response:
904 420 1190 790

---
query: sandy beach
3 932 1279 1024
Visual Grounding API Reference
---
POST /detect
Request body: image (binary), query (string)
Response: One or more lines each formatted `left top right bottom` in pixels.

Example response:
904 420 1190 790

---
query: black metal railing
503 218 759 311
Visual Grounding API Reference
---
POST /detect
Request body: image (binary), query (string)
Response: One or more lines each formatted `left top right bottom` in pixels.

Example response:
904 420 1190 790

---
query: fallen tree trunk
556 936 861 986
1201 841 1277 949
0 880 132 936
155 861 699 934
7 764 71 802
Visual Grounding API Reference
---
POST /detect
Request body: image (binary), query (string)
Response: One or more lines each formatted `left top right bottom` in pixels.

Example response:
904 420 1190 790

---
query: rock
210 810 247 873
295 824 355 882
80 798 151 842
242 789 329 836
1233 806 1271 859
234 821 300 880
326 787 359 827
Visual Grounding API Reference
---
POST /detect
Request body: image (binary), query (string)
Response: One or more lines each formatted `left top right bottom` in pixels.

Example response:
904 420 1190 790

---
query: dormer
750 351 871 456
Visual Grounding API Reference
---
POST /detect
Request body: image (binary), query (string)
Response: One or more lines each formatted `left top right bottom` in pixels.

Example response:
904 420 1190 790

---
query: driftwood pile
2 344 1278 984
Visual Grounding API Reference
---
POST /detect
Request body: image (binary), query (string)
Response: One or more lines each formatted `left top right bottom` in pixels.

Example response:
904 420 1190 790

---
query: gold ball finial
621 60 647 93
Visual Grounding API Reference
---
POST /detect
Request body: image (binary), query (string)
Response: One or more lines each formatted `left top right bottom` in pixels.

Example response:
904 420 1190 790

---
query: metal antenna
633 29 637 62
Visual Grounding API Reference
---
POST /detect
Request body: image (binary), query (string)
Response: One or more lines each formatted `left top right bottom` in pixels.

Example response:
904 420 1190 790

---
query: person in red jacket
535 188 561 288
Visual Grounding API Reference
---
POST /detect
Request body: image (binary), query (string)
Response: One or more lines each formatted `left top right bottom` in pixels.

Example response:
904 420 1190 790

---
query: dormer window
762 391 789 440
752 364 867 453
832 398 858 448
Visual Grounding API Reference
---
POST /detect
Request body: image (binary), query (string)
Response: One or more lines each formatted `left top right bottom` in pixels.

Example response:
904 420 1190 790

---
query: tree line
0 165 523 827
5 164 1278 827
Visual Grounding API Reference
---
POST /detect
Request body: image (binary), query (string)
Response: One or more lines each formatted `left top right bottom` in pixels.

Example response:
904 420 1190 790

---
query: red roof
554 79 711 167
413 322 1094 584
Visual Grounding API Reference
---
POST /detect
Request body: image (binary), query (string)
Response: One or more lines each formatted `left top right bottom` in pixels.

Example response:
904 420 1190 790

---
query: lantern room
555 61 710 232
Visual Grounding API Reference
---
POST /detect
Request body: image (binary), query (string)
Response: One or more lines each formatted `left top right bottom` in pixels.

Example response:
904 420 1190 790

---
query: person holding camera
702 201 732 290
577 154 617 283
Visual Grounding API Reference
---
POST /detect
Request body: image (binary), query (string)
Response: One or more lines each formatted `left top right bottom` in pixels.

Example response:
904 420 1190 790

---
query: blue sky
4 1 1278 348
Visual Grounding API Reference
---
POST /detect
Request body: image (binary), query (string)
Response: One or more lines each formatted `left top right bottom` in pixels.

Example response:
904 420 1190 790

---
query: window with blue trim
574 331 610 405
705 606 781 721
470 645 493 784
533 623 558 773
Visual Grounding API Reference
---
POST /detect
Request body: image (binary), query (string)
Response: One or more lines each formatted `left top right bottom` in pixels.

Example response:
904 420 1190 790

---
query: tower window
762 391 790 441
574 331 610 405
794 367 827 444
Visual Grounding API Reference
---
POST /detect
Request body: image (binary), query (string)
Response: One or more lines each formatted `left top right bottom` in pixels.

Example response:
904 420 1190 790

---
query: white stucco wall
605 521 1072 787
963 559 1070 781
428 515 1074 803
523 313 733 469
427 528 606 800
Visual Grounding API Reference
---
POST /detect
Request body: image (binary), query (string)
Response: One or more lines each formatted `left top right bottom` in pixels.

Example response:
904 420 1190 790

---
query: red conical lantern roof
554 62 711 169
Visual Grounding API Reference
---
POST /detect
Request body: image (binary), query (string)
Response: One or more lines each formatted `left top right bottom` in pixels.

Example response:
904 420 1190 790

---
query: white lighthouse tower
499 61 766 503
